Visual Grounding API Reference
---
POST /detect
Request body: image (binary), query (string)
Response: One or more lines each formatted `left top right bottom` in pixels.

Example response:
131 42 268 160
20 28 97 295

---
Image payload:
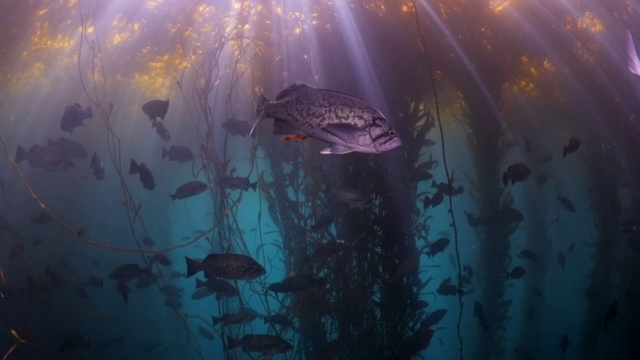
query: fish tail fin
502 172 509 186
249 181 257 191
195 278 206 289
431 180 437 189
227 335 239 349
15 144 26 164
249 90 269 137
185 256 202 278
423 195 431 210
169 194 177 201
212 316 222 326
129 159 139 175
162 148 169 159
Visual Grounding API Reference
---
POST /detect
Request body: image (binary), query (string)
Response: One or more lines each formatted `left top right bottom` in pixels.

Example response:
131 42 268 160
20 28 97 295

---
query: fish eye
389 130 395 136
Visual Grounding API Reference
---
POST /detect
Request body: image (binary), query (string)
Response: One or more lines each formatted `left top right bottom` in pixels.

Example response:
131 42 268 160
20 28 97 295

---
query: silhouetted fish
129 159 155 190
152 119 170 141
425 237 449 257
218 175 256 192
227 334 292 355
251 82 401 154
213 308 259 326
60 103 93 134
90 152 105 180
170 181 208 201
507 266 526 279
15 144 74 172
268 275 324 293
222 118 252 137
142 99 169 121
563 137 580 158
557 194 576 213
162 145 194 163
503 162 531 186
185 254 266 280
48 137 88 159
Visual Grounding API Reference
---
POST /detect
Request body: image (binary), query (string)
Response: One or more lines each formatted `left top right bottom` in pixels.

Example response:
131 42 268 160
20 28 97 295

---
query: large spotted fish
250 82 402 154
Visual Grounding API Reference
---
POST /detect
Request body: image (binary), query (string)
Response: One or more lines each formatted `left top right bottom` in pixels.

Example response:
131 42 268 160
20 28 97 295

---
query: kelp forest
1 1 640 359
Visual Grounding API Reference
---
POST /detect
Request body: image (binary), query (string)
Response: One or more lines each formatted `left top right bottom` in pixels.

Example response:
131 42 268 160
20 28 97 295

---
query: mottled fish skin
16 144 74 172
251 82 401 154
169 180 208 201
185 254 266 280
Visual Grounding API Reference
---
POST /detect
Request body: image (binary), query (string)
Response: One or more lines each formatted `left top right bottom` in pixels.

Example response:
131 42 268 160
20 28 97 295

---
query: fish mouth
376 136 402 152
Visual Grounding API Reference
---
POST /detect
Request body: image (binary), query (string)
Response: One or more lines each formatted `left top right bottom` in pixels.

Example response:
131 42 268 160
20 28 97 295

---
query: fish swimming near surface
227 334 293 355
222 118 252 137
15 144 74 172
185 253 266 280
152 119 171 141
48 137 88 159
129 159 155 190
142 99 169 121
169 180 209 201
250 82 402 154
563 136 581 158
626 30 640 76
503 162 531 186
60 103 93 134
162 145 195 163
90 152 105 180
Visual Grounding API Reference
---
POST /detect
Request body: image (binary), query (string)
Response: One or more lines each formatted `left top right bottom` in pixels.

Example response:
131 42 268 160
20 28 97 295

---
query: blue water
1 1 640 359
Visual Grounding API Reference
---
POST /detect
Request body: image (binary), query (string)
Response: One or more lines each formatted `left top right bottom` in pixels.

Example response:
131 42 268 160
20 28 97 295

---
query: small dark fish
60 103 93 134
311 239 348 263
88 275 103 288
227 334 293 355
170 181 208 201
412 162 434 182
423 191 444 209
109 263 152 283
48 137 88 159
264 314 294 328
15 144 74 172
222 118 252 137
152 120 171 141
523 135 531 152
142 236 156 246
557 194 576 213
535 174 548 185
563 136 581 158
162 145 195 163
268 275 324 293
557 252 566 271
329 187 371 209
431 180 464 196
90 152 105 180
567 242 576 253
76 286 88 299
213 308 259 326
30 211 51 226
425 237 450 257
560 333 570 358
185 254 266 280
151 253 172 266
421 309 447 328
195 278 238 298
519 249 539 262
129 159 155 190
604 300 618 330
218 175 257 192
142 99 169 121
116 281 131 304
508 266 526 279
436 277 459 296
473 301 487 331
251 82 401 154
463 264 474 278
503 162 531 186
198 326 215 340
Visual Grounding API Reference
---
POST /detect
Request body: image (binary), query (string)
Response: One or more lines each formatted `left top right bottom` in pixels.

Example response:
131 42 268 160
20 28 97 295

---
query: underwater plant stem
412 2 464 359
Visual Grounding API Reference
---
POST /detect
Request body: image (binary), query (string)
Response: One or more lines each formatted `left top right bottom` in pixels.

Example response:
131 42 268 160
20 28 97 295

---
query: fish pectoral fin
320 144 354 155
323 123 369 142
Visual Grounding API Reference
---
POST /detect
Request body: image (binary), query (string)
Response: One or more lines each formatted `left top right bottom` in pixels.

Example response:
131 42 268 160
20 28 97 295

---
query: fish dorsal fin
275 82 312 101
